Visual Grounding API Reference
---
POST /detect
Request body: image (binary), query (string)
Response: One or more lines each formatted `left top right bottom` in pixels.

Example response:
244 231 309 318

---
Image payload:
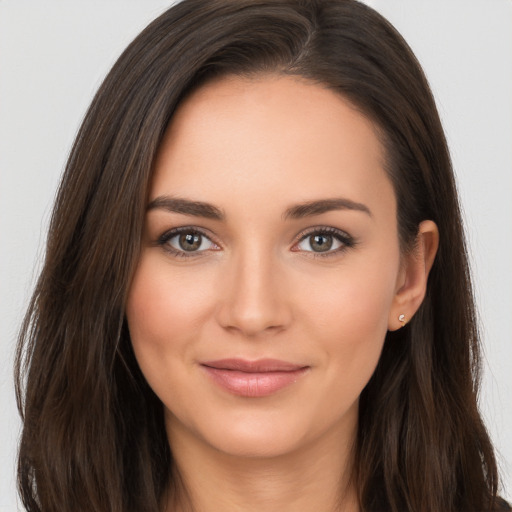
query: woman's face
126 75 403 458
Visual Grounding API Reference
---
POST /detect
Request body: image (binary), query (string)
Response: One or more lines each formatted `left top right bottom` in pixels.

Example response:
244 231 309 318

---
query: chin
167 399 356 461
204 421 307 459
166 405 315 459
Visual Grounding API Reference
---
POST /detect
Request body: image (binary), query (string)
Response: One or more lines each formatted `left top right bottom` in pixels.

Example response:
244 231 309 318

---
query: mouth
200 358 310 398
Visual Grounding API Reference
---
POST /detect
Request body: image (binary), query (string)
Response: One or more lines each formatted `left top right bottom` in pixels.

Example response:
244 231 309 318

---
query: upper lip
201 358 307 373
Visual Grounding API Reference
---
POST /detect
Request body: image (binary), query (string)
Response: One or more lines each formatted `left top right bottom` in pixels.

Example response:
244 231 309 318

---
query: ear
388 220 439 331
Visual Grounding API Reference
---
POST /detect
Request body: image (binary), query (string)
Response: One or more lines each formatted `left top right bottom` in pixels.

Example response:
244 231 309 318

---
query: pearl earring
398 314 406 327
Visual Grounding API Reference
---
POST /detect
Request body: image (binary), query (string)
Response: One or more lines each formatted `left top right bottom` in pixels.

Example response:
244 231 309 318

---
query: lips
200 358 309 397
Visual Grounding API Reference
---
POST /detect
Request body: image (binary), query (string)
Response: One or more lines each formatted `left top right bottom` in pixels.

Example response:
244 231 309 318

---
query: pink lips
200 358 309 397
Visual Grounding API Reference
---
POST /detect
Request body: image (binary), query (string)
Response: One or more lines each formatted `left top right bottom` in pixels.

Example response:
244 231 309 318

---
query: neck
164 418 359 512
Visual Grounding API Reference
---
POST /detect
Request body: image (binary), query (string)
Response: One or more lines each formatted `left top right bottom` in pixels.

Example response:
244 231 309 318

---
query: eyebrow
147 196 225 220
147 195 372 221
283 198 372 219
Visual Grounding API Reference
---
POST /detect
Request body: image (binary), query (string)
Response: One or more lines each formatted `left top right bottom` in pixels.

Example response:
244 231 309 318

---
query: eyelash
156 227 219 259
155 226 356 259
294 226 356 259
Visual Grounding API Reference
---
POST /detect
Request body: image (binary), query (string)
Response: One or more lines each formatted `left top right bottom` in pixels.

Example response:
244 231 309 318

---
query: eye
294 227 355 256
158 228 219 257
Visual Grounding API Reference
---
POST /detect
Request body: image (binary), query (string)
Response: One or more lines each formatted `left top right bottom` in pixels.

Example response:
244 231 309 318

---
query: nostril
216 297 292 337
214 255 293 336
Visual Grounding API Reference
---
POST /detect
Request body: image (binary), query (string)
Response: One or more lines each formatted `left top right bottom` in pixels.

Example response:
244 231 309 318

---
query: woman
14 1 510 511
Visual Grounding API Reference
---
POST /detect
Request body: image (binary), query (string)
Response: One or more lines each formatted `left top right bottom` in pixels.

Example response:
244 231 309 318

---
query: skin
125 74 438 512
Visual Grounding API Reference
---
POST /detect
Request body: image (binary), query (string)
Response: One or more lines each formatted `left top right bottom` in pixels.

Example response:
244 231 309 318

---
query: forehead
151 74 395 221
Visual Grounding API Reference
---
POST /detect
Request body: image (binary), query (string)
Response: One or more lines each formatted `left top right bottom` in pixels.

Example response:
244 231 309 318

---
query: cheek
301 251 399 398
125 255 213 388
307 253 397 335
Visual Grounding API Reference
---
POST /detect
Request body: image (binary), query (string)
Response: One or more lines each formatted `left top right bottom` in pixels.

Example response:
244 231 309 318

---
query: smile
200 358 310 397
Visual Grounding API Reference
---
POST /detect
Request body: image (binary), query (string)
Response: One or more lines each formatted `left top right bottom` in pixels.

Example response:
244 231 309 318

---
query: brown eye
294 227 354 256
160 229 217 255
309 234 333 252
179 232 202 251
297 232 342 253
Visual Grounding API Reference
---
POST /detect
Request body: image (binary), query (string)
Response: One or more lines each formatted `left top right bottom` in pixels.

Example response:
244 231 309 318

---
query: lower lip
201 366 309 397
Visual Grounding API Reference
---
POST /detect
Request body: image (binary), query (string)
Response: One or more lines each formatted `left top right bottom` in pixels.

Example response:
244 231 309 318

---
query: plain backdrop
1 1 511 510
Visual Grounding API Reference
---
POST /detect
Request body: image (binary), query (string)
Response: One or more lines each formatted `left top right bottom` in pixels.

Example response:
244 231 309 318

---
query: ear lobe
388 220 439 331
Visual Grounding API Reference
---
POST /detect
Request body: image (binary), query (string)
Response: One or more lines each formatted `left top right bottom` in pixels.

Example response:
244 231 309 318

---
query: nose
215 246 292 337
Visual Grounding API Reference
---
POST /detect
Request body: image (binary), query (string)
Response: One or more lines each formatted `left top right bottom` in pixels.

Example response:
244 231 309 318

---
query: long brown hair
15 1 505 511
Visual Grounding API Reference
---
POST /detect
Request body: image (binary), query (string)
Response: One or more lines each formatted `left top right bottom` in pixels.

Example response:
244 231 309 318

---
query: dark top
496 497 512 511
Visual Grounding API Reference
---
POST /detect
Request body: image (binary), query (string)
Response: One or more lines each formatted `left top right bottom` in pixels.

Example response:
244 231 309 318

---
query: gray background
1 1 510 509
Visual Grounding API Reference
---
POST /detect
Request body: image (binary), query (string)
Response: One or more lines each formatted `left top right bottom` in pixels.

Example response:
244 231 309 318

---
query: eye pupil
179 233 202 251
310 234 333 252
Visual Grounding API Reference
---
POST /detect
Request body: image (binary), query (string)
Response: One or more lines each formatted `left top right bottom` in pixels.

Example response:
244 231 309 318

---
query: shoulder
495 497 512 511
